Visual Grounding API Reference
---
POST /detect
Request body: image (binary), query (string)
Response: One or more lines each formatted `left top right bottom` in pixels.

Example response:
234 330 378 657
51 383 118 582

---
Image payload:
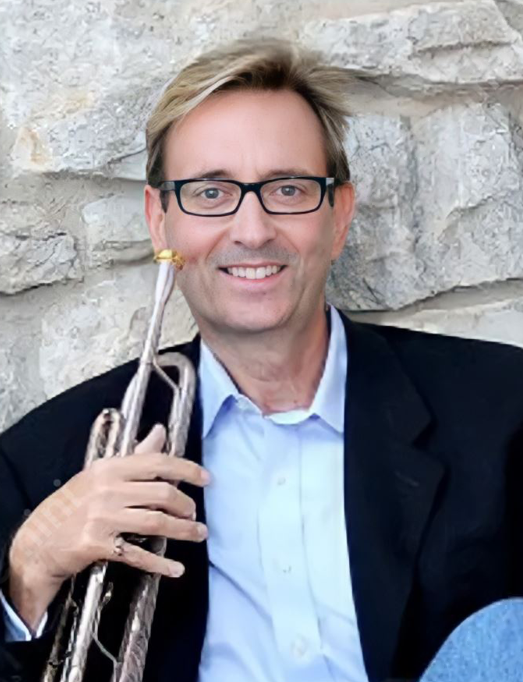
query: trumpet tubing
42 251 196 682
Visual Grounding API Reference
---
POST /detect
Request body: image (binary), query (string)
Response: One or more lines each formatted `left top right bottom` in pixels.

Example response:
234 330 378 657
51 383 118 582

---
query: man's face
145 89 354 337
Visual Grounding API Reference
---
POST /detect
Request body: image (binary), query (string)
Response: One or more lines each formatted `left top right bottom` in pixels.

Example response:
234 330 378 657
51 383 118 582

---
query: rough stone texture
347 280 523 350
327 113 422 311
328 101 523 310
0 202 81 294
82 188 153 267
0 263 196 434
0 347 32 432
300 0 523 93
1 0 523 431
39 264 196 400
497 0 523 36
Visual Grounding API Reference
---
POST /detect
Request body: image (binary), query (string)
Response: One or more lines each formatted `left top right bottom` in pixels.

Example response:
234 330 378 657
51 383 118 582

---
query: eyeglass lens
179 178 322 214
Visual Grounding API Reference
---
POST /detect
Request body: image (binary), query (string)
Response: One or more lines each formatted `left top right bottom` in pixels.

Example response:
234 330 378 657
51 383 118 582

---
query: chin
216 307 289 335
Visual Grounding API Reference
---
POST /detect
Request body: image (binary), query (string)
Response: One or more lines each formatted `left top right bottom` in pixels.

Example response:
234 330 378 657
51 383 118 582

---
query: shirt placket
258 418 332 682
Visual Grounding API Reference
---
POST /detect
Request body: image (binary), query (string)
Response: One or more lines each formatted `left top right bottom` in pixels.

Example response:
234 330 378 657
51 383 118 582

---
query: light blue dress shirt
1 582 48 640
2 307 369 682
197 306 368 682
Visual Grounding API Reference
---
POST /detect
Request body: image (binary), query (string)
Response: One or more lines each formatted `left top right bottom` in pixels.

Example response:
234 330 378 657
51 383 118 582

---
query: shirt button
276 475 286 486
291 636 309 660
281 563 292 574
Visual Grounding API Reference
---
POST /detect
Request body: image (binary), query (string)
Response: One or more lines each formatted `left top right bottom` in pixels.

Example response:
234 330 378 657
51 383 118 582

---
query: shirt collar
198 306 348 437
199 339 240 438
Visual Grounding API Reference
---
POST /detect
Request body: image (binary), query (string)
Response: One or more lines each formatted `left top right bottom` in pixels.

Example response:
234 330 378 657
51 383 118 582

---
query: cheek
296 222 334 265
175 266 210 308
166 219 220 265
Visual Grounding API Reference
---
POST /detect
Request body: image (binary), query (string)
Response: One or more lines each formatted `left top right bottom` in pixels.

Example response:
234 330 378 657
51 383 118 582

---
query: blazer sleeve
0 444 70 682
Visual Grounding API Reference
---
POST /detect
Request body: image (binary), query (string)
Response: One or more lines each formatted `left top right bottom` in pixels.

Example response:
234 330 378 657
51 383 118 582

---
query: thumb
135 423 166 455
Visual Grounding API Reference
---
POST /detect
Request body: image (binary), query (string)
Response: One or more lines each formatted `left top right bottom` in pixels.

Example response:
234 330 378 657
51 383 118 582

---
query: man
1 37 523 682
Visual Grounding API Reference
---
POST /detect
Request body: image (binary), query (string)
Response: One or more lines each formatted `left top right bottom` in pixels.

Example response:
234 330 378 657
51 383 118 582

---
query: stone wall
1 0 522 432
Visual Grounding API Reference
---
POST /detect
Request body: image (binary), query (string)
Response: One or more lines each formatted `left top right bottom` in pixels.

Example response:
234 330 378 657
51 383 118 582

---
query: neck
199 305 331 415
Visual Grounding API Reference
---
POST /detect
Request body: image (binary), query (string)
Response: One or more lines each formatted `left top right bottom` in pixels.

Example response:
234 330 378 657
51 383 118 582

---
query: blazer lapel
340 314 445 682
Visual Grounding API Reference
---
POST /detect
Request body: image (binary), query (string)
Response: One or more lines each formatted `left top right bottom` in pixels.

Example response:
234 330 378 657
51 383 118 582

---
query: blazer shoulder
354 318 523 366
367 320 523 378
342 314 523 436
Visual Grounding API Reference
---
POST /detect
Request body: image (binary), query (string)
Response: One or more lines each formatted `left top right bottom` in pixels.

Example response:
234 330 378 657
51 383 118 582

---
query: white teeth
226 265 283 279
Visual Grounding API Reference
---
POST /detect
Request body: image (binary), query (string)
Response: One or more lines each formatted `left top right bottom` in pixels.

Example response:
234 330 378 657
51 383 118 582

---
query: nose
227 190 277 249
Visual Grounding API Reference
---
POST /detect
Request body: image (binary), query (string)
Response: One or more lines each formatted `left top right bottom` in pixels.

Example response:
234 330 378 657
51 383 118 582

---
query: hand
7 424 210 631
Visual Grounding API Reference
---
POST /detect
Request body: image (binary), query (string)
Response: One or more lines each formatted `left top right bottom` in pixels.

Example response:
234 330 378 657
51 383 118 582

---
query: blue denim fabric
420 599 523 682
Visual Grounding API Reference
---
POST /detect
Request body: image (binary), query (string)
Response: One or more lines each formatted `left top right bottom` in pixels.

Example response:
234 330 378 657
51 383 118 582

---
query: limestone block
412 102 523 292
81 188 153 267
329 103 523 311
0 293 48 433
327 114 421 310
0 347 29 432
1 0 174 176
300 0 523 92
496 0 523 36
106 150 148 182
347 287 523 350
0 202 80 294
39 264 196 401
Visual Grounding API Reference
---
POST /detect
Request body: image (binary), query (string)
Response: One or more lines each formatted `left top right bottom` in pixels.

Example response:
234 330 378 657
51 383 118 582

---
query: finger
120 452 211 487
118 508 208 542
106 537 185 578
121 481 197 519
134 424 166 455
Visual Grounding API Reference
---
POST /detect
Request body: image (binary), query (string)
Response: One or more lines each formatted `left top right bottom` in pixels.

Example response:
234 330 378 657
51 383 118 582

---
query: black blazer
1 312 523 682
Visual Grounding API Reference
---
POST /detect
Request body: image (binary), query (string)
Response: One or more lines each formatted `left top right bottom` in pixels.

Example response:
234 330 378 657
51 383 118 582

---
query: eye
196 187 222 200
277 184 301 197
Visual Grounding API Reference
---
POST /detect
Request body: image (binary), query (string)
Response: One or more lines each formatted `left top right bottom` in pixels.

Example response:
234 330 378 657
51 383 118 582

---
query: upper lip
221 263 285 268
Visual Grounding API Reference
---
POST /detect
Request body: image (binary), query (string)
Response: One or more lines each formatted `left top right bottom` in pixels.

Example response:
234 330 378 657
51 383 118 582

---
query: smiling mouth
220 265 286 280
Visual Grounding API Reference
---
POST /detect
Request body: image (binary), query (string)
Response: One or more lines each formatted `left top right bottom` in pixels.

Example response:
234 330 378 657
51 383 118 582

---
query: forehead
163 88 328 178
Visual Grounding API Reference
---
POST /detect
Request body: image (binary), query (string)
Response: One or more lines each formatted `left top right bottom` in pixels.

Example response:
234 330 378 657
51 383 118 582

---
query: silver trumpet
42 250 196 682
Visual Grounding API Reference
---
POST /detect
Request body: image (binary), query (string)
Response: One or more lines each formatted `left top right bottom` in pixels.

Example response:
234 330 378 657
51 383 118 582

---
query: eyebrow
185 167 316 180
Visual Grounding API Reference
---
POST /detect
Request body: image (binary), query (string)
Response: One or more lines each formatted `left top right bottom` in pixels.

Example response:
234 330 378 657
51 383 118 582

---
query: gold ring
113 535 125 557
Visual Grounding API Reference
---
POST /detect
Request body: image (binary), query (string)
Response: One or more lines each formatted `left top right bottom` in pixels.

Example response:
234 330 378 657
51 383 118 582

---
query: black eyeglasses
158 176 340 217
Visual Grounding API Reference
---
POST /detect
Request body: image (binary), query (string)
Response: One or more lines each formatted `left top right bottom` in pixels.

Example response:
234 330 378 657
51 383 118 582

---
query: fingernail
197 524 208 540
201 470 211 485
170 563 184 578
191 510 197 521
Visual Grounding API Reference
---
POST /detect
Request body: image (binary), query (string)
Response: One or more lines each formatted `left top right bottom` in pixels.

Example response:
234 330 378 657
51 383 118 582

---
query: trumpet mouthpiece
154 249 185 270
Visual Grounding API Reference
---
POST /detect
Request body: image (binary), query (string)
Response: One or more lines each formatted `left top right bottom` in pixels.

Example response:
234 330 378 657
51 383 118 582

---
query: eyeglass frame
157 175 343 217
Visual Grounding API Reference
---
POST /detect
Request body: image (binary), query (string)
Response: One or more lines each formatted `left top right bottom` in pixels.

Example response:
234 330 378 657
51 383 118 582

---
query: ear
144 184 167 252
331 182 355 261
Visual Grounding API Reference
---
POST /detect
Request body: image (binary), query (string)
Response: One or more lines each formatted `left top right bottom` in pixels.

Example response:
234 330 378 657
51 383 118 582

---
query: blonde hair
145 37 354 211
